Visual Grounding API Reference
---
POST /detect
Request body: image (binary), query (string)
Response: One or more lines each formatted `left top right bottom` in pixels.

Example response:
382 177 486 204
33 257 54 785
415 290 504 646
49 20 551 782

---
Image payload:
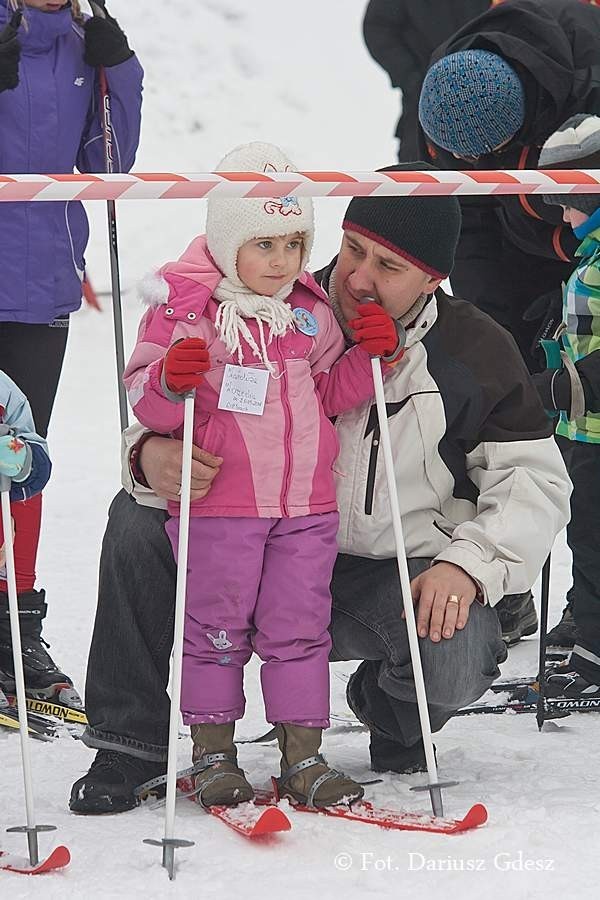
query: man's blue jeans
82 491 507 761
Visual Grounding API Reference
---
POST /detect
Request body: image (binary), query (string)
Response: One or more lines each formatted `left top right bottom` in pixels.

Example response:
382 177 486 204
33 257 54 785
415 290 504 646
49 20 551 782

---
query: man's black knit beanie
343 162 462 278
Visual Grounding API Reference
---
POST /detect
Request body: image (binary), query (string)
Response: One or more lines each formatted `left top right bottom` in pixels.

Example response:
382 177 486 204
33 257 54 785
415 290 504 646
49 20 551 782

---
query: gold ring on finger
447 595 460 604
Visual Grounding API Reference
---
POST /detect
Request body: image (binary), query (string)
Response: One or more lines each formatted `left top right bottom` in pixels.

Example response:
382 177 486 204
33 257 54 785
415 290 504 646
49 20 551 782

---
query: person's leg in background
0 318 70 439
0 318 76 700
548 438 600 695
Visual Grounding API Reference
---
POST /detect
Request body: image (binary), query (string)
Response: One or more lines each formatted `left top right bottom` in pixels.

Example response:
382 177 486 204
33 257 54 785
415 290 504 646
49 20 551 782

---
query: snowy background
3 1 600 898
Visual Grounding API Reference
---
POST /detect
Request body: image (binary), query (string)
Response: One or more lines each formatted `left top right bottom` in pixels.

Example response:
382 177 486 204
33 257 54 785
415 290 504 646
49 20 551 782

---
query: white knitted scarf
213 277 297 375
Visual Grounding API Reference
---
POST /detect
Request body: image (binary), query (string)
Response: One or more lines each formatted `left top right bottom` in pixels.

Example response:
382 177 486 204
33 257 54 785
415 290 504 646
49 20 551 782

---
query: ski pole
363 303 456 818
88 0 129 432
0 467 56 867
144 392 195 880
536 554 552 731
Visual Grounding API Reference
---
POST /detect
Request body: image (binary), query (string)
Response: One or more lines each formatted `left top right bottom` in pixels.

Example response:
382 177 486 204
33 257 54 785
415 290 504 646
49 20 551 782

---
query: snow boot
275 723 364 808
495 591 538 646
545 666 600 700
69 749 166 814
369 732 435 775
0 589 82 707
190 723 254 808
546 602 578 650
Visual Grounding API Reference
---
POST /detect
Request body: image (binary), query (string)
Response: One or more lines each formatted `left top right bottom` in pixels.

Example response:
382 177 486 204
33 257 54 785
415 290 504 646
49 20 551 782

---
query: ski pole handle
88 0 107 18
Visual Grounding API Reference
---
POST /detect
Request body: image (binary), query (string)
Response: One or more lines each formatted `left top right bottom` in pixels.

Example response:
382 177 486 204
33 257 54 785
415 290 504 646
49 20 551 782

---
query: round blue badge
294 307 319 337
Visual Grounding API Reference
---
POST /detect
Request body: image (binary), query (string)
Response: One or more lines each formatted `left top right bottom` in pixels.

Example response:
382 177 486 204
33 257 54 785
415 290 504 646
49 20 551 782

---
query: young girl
0 370 52 707
0 0 142 700
124 142 401 809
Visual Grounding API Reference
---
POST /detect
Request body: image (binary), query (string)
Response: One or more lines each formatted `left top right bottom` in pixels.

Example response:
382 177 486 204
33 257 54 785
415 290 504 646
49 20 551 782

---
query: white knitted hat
206 142 314 287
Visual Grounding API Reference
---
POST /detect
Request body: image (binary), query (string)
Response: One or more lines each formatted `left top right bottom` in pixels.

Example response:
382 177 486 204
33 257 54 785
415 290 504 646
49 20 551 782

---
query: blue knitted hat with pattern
419 50 526 159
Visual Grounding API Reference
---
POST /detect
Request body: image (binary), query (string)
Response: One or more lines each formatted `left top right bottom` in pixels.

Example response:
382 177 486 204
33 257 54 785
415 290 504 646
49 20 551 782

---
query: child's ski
257 784 487 835
0 845 70 875
177 777 485 836
176 776 291 838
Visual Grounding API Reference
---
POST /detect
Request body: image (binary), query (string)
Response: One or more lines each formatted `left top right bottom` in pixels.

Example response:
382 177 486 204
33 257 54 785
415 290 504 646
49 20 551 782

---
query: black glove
523 288 564 367
532 349 600 418
0 11 22 93
531 368 569 416
84 8 134 68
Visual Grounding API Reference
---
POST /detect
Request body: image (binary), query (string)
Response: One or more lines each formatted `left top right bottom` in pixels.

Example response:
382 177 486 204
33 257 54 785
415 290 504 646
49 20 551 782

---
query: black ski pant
82 491 506 762
0 317 70 438
557 436 600 683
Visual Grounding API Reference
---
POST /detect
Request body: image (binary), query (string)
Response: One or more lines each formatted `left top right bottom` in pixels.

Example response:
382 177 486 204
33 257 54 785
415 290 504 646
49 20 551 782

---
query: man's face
335 230 442 322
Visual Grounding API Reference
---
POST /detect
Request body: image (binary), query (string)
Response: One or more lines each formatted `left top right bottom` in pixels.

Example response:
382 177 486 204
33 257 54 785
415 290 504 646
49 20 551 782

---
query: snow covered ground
2 1 600 897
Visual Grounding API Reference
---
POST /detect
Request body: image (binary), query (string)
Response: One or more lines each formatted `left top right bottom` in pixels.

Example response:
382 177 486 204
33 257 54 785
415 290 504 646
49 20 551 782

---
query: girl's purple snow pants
165 512 339 727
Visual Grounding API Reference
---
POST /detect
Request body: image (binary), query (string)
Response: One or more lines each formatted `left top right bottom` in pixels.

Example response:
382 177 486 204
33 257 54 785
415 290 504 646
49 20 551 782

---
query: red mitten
348 302 400 357
164 338 210 394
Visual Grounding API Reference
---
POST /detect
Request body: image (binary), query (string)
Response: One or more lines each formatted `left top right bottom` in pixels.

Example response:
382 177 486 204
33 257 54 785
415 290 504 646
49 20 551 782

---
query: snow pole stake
0 467 57 867
89 0 129 432
143 392 196 880
362 305 457 818
536 554 552 731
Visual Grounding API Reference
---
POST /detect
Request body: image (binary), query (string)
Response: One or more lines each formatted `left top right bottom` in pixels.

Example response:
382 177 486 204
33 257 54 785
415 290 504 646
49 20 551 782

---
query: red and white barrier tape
2 170 600 202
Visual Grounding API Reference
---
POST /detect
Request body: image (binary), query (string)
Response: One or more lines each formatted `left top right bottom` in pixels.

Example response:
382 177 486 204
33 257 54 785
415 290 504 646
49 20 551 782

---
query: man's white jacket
122 282 572 607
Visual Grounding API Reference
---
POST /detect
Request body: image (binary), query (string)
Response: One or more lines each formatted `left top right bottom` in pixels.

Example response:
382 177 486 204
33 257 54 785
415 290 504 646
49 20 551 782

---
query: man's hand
348 302 401 357
139 435 222 502
408 562 478 642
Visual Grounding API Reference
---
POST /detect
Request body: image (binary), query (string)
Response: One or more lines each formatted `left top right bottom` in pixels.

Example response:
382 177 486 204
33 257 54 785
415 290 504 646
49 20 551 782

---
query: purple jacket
0 2 143 324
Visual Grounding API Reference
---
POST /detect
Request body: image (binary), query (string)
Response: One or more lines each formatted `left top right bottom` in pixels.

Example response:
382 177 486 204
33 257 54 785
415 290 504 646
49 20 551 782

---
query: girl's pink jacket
124 236 378 518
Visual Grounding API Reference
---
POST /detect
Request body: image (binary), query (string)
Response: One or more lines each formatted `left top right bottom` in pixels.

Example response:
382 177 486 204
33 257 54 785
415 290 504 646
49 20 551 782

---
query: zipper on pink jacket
276 337 293 516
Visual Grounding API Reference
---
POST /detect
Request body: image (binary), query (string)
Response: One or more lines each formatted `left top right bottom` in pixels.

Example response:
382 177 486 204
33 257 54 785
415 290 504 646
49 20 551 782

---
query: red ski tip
209 802 291 838
0 844 71 875
247 805 291 837
461 803 488 829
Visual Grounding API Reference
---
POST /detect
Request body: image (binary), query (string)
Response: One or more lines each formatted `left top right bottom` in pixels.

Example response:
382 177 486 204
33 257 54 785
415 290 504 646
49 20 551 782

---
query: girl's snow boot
275 723 364 808
190 723 254 808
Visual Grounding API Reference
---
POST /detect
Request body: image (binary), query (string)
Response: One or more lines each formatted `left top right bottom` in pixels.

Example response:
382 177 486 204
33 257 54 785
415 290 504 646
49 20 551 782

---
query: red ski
210 803 291 837
0 845 70 875
258 782 487 835
176 777 291 838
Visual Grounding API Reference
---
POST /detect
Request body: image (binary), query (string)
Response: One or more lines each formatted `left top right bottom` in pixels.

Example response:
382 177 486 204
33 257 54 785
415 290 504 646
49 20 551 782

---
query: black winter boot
546 602 578 650
495 591 538 646
69 749 166 814
0 589 82 706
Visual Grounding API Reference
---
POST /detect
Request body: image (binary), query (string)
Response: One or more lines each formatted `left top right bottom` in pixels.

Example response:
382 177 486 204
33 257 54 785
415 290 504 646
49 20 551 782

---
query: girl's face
24 1 67 11
562 206 589 229
236 234 304 296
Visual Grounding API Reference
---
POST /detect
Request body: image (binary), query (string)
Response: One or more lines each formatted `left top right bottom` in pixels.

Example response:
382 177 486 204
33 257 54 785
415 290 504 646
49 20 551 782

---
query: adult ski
0 845 70 875
0 707 57 741
6 693 87 726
